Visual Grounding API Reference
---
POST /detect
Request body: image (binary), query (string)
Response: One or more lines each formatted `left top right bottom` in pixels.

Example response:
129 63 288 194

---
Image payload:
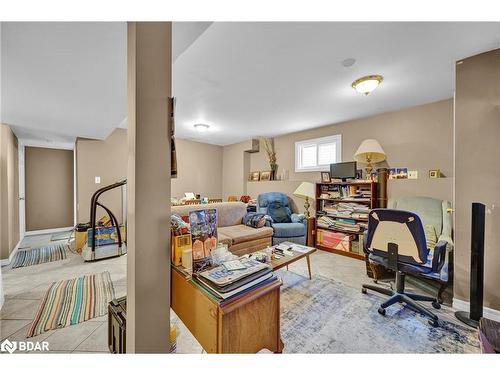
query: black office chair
361 209 448 327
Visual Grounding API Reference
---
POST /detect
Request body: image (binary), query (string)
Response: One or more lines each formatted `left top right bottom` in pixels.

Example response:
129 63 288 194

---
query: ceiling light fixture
352 75 383 95
193 123 210 132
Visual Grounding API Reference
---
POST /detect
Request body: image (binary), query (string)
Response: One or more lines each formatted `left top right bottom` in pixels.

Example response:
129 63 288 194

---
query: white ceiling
0 22 127 145
1 22 500 146
174 22 500 145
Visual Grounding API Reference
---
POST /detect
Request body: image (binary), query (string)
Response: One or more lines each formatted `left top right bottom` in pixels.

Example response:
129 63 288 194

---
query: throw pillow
243 213 266 228
423 224 438 250
268 201 292 223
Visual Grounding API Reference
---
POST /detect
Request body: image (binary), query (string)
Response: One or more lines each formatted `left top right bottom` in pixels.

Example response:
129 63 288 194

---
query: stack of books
358 185 372 199
320 202 370 220
317 215 361 232
194 258 277 301
323 185 371 201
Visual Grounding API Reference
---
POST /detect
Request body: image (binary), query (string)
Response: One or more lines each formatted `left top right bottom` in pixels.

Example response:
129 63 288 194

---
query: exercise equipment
82 179 127 261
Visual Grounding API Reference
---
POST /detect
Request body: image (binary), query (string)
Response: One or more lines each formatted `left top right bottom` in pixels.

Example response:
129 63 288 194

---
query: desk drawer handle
209 308 217 319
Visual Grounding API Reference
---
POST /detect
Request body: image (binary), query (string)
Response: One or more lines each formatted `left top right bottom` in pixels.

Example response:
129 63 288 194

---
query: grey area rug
279 271 479 353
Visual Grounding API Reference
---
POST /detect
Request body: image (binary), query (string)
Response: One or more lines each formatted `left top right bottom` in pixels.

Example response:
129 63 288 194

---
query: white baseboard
0 240 22 267
453 298 500 321
25 226 74 236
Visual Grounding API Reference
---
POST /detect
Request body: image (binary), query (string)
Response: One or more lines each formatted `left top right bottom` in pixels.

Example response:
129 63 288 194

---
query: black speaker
455 202 486 328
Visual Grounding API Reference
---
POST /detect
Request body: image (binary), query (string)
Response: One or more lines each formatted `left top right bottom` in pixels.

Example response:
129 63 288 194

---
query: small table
269 243 316 279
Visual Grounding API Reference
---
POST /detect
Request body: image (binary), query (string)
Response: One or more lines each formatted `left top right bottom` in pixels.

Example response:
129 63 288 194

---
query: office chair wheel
428 319 439 327
432 301 441 310
378 307 386 316
361 287 367 294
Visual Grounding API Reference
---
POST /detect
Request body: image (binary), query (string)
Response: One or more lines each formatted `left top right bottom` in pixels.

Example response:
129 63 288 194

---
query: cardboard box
87 226 126 247
317 229 354 252
171 234 192 266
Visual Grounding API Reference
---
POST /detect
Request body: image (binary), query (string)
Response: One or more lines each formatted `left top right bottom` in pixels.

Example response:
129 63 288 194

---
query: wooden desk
171 265 283 353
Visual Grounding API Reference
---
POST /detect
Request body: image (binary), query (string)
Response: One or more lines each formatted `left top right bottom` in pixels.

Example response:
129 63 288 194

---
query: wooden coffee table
269 244 316 279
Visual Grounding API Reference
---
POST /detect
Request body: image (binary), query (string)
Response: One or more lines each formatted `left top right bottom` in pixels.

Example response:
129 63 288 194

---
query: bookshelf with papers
314 181 378 260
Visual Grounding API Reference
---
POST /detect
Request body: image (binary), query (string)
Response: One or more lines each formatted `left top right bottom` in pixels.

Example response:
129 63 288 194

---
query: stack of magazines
317 215 361 232
321 202 369 218
194 258 277 301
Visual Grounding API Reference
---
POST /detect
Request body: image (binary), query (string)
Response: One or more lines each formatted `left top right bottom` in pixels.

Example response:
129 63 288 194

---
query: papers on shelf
317 216 361 232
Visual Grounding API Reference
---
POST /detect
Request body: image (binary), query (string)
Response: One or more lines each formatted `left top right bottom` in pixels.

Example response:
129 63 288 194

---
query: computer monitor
330 161 357 181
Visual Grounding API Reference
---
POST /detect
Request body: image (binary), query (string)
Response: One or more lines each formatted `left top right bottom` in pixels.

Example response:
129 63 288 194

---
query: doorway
20 145 75 235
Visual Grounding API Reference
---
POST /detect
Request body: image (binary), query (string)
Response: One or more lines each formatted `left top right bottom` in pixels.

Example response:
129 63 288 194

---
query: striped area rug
12 243 67 268
27 271 115 338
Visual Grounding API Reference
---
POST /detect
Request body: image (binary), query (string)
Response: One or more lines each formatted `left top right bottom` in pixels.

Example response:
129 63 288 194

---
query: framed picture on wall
396 168 408 179
249 171 260 181
260 171 272 181
320 171 331 183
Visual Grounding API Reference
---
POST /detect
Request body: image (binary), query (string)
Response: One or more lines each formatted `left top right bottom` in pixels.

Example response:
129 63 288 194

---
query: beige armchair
387 196 454 303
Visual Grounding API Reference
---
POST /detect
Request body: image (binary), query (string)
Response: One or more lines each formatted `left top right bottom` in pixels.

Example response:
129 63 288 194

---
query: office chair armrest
291 213 306 225
431 240 448 273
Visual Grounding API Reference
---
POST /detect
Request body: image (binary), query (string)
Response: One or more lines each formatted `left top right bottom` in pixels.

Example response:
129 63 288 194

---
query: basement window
295 134 342 172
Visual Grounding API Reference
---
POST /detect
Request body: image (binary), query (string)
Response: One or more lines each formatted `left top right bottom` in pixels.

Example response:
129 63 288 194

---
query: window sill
295 167 330 173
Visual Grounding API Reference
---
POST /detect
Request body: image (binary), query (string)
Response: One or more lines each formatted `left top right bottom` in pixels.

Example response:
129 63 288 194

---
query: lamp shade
293 182 315 200
354 139 386 164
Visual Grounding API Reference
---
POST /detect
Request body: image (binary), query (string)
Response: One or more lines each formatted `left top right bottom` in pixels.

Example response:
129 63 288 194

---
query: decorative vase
270 163 278 180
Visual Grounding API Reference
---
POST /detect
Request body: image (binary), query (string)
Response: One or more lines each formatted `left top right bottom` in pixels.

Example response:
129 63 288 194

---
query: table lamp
354 139 386 176
293 182 315 218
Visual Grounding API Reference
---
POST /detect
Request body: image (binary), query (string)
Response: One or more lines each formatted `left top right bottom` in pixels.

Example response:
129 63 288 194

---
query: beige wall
455 49 500 310
75 130 222 220
127 21 171 353
75 129 127 224
0 124 19 259
171 139 223 199
25 146 73 231
224 99 454 212
221 139 256 199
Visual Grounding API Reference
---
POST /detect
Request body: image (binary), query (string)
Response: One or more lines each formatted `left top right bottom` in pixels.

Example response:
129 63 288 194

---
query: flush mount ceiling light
193 123 210 132
351 75 383 95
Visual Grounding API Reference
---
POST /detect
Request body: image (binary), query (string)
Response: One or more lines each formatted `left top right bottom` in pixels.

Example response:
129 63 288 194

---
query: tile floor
1 233 462 354
1 234 125 353
1 233 203 354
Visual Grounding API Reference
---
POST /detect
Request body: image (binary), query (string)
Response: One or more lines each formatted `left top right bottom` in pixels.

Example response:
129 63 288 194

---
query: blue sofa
256 192 307 245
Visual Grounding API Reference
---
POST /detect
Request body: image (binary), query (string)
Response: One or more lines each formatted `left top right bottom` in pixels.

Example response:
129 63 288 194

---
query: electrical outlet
408 170 418 179
95 176 101 184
